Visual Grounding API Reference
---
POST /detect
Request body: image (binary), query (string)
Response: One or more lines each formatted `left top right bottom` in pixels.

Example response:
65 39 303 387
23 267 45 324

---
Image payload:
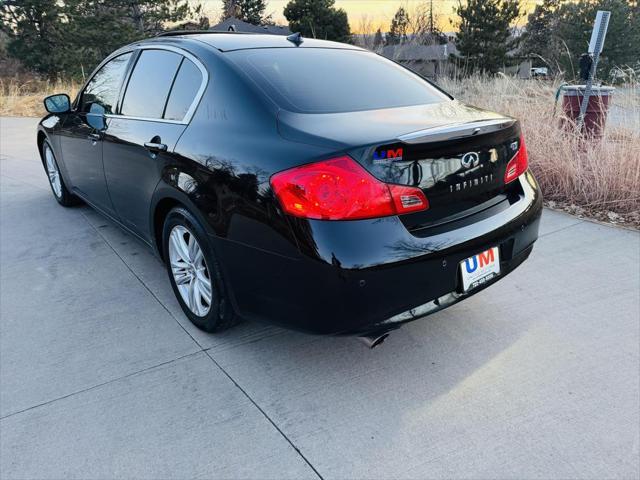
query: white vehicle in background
530 67 548 78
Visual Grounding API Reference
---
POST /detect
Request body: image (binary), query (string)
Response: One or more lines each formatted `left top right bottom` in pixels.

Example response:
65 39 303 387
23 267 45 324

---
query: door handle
144 142 168 153
88 133 101 141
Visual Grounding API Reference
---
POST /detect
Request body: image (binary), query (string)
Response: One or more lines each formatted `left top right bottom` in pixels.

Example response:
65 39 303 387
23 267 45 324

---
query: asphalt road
1 116 639 479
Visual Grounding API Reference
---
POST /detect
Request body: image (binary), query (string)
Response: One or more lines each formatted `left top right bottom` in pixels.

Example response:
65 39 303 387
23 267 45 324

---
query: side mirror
44 94 71 114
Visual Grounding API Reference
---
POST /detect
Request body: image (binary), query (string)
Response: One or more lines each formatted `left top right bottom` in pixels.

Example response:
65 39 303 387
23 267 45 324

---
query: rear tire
41 140 81 207
162 206 240 333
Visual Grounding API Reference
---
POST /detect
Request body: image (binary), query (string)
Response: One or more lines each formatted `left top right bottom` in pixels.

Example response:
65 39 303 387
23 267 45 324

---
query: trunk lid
277 100 522 229
277 100 509 148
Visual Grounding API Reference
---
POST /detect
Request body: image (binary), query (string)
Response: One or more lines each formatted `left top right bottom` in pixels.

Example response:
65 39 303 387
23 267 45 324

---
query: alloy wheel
44 145 62 198
168 225 213 317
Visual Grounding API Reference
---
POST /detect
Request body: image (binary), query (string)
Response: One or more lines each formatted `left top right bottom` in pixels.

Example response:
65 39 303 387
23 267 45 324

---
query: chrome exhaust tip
357 332 391 349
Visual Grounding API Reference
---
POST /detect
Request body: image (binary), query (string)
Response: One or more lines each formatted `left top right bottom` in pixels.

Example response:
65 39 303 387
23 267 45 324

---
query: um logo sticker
373 147 404 164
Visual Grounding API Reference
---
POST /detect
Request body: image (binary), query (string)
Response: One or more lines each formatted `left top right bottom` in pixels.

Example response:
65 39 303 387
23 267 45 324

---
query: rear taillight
504 134 529 184
270 156 428 220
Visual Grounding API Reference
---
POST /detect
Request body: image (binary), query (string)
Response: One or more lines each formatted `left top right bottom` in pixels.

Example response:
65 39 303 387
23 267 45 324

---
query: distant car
37 32 542 345
530 67 549 78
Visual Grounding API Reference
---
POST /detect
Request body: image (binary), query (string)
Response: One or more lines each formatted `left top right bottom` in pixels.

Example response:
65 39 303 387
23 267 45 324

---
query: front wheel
162 206 240 333
41 140 81 207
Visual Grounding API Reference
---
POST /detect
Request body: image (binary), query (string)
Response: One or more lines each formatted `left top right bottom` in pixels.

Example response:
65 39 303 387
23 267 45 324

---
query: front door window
80 52 133 115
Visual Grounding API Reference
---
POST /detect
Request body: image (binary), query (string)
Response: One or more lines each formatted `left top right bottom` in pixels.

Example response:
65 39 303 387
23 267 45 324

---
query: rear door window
121 49 182 119
164 58 203 121
80 52 133 114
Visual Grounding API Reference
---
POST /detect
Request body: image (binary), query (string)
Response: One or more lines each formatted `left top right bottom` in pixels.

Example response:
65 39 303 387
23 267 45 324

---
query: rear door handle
88 133 101 141
144 142 168 153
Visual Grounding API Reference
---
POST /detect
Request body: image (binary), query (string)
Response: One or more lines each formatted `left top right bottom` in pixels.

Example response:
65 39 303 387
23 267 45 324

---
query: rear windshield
228 48 449 114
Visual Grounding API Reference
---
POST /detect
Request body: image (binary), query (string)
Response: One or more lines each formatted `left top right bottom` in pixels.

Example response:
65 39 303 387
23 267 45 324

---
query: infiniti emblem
461 152 480 169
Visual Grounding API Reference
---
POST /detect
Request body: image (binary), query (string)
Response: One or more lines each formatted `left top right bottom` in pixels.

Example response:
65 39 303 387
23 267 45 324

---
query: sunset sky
199 0 541 33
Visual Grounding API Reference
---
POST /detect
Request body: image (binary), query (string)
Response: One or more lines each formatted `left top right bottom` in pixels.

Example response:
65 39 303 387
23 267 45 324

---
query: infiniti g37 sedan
37 32 542 340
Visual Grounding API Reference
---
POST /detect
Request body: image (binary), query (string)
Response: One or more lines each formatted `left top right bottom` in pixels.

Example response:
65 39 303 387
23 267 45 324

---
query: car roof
147 32 364 53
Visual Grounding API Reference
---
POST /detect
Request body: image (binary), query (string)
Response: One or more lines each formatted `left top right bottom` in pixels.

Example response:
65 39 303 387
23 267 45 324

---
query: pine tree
283 0 350 43
521 1 559 59
453 0 522 74
222 0 270 25
0 0 202 79
520 0 561 74
387 6 410 45
373 28 384 48
0 0 66 78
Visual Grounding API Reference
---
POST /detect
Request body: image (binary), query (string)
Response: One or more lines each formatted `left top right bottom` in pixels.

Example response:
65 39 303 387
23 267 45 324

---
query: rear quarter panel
168 48 334 256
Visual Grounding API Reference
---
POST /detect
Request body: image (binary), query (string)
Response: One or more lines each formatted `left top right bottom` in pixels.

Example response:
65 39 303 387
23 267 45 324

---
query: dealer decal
373 147 404 164
464 248 495 273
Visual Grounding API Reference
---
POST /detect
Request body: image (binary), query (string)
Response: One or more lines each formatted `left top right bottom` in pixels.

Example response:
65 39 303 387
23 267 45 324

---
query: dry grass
440 75 640 221
1 74 638 223
0 78 80 118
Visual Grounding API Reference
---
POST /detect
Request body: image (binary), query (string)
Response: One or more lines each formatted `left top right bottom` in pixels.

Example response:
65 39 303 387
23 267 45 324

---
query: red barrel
561 85 615 137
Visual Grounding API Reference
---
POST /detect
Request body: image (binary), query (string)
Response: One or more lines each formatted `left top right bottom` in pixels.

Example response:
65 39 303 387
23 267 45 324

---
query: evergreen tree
222 0 270 25
0 0 202 79
0 0 66 78
453 0 522 74
61 0 140 78
283 0 350 43
387 6 410 45
521 0 561 70
373 28 384 48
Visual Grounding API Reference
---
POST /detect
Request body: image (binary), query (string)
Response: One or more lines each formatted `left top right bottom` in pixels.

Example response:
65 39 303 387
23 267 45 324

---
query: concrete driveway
1 116 638 479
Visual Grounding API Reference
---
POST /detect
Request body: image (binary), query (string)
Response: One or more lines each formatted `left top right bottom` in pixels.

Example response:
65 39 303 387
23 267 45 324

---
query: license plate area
460 247 500 292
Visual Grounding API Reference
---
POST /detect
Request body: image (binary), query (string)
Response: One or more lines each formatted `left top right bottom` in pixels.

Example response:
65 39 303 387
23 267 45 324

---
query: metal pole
577 11 610 132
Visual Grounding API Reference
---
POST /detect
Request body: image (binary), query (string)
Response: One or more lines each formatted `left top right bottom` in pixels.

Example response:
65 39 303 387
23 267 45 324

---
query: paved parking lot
1 116 639 479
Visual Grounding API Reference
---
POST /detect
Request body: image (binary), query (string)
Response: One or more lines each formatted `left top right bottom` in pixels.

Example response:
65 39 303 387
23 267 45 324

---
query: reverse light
504 134 529 184
270 156 428 220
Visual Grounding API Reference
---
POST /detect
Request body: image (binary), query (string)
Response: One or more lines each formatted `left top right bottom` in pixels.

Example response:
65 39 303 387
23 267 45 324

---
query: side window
164 58 203 121
80 52 133 114
120 50 182 119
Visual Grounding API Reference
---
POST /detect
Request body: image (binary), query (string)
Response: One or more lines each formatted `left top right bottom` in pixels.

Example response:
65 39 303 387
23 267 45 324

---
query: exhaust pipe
357 331 391 349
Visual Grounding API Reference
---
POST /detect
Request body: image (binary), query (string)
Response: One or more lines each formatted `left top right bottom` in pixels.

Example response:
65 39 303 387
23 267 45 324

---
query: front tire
162 206 240 333
41 140 81 207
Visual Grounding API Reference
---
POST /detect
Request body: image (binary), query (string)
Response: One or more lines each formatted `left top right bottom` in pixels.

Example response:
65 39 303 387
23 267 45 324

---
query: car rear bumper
214 171 543 335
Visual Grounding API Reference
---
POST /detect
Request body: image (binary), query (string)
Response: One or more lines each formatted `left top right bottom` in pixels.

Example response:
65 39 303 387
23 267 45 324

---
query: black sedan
37 32 542 345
